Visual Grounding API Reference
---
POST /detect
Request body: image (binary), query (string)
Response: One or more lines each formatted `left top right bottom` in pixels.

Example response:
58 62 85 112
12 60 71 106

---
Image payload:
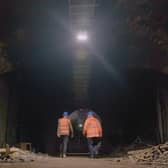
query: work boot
90 154 95 159
95 150 99 158
63 154 66 158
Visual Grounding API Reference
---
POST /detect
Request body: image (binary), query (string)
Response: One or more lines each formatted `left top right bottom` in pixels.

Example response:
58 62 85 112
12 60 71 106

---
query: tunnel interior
11 65 161 154
1 47 167 155
0 0 168 156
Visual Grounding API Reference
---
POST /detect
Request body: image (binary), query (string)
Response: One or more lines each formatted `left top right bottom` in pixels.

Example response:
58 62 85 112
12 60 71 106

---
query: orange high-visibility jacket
57 117 71 136
83 116 102 138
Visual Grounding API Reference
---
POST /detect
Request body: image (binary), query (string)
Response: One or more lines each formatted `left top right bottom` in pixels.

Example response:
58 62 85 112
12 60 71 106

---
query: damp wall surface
0 76 8 145
0 74 18 146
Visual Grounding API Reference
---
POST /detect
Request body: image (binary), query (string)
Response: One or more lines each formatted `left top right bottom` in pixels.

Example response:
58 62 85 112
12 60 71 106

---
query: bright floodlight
76 32 88 42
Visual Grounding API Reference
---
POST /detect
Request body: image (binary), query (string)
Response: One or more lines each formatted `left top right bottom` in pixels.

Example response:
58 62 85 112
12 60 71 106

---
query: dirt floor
0 156 167 168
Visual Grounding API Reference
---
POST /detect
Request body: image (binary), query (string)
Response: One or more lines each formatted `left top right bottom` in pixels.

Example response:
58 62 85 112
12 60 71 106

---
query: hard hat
87 111 94 116
63 111 69 116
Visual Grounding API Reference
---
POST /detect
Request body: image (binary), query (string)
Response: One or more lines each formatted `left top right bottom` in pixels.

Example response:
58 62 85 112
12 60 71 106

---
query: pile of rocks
128 142 168 164
0 147 49 163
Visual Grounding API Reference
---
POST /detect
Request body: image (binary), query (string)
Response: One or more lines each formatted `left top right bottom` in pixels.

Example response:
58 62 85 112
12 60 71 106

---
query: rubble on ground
0 147 49 163
128 142 168 164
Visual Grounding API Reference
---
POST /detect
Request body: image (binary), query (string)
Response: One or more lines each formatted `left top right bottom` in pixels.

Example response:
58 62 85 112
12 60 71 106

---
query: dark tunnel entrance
14 67 168 155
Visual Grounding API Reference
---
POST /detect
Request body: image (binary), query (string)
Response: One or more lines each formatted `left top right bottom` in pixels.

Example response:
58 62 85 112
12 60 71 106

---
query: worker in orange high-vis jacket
57 112 74 158
83 111 102 158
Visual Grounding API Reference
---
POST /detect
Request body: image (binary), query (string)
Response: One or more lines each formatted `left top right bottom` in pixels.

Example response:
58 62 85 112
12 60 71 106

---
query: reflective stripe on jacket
83 116 102 138
58 117 71 135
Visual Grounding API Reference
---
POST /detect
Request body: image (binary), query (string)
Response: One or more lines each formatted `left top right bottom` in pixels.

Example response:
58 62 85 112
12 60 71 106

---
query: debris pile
0 146 48 163
128 142 168 164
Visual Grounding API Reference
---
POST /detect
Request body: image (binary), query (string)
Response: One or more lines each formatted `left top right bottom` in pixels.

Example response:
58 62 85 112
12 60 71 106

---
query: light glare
76 32 88 42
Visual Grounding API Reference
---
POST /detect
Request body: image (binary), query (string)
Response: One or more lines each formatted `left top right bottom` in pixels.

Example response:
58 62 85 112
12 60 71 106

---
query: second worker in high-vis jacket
83 111 102 158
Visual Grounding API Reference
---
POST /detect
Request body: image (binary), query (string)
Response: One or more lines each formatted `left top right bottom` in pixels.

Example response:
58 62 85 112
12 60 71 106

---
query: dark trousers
60 135 69 156
87 138 102 157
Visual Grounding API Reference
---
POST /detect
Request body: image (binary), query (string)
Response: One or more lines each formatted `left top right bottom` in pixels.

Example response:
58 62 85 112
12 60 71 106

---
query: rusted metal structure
157 88 168 143
0 42 15 146
0 42 12 74
68 0 98 107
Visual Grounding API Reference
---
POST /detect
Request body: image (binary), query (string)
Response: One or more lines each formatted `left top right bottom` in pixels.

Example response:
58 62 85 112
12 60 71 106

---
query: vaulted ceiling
0 0 168 74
